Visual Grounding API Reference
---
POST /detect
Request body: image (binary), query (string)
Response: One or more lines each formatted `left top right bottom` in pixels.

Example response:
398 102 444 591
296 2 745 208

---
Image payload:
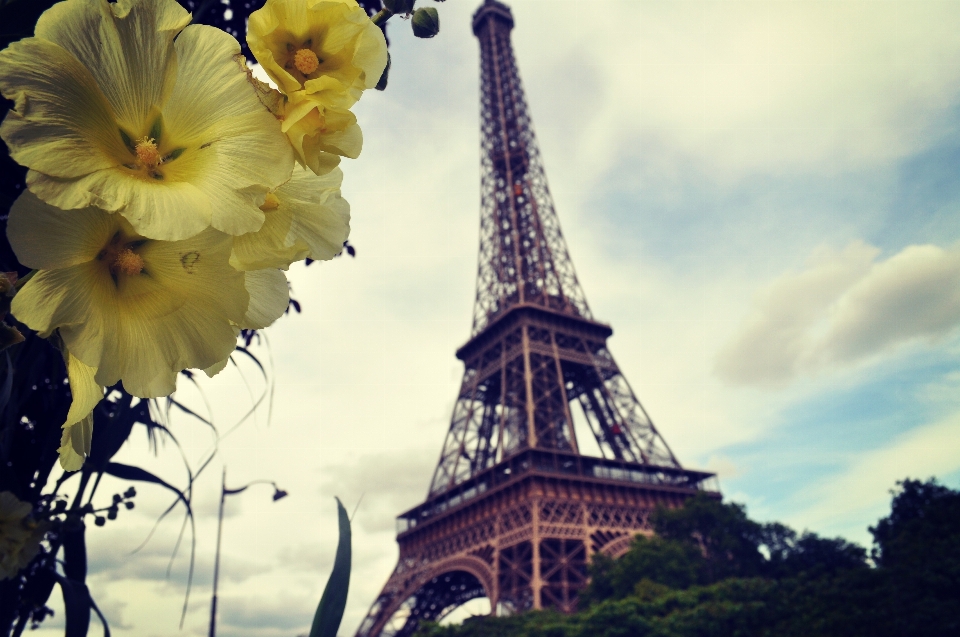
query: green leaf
90 595 112 637
309 498 352 637
104 462 191 510
57 575 92 637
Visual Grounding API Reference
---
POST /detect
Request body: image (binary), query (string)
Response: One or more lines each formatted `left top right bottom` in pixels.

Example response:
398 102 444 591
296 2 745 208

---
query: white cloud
819 244 960 363
320 449 440 534
717 241 960 386
521 0 960 183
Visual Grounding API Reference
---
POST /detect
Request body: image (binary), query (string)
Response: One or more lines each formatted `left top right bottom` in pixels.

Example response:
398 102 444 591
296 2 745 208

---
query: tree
651 494 766 582
868 478 960 637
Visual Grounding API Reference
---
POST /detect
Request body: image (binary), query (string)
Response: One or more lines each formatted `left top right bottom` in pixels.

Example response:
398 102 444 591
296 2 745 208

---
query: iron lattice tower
356 3 718 635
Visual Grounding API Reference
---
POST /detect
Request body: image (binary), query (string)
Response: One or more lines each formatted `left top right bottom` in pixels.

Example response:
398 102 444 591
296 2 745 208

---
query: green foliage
580 537 702 605
415 479 960 637
769 532 867 579
652 494 766 582
309 498 352 637
868 479 960 637
870 478 960 568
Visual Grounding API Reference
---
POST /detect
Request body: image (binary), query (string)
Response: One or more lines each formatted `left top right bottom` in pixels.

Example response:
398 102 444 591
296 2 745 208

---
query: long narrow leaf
233 346 266 374
104 463 189 507
89 595 112 637
56 575 91 637
111 460 199 629
166 397 213 428
309 498 352 637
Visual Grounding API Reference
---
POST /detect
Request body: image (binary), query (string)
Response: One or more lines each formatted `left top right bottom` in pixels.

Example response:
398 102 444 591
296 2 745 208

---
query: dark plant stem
70 469 92 512
10 611 27 637
208 468 226 637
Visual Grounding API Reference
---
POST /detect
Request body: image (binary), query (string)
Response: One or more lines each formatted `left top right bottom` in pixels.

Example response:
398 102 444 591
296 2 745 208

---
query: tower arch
358 556 495 637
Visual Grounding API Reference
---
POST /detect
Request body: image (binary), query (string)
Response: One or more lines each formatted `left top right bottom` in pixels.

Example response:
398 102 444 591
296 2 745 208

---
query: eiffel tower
355 2 718 635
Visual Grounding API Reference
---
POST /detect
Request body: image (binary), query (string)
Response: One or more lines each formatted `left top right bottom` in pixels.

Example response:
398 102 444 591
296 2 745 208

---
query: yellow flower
0 0 294 241
281 91 363 175
232 166 350 270
9 192 291 470
7 191 290 401
247 0 387 104
0 492 46 580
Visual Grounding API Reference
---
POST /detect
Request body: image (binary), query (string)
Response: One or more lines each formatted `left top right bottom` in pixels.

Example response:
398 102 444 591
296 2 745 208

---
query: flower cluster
247 0 387 175
0 0 385 470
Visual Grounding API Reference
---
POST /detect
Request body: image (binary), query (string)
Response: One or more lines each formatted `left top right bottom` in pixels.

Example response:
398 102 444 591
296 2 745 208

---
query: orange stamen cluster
135 137 162 168
112 249 145 276
294 48 320 75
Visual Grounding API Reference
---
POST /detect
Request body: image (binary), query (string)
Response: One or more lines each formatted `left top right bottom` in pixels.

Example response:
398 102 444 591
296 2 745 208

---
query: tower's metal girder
472 0 590 334
428 0 680 498
355 3 718 636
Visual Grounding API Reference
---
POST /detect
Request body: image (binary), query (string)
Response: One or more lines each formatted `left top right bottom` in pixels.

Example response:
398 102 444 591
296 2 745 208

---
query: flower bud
411 7 439 38
382 0 415 14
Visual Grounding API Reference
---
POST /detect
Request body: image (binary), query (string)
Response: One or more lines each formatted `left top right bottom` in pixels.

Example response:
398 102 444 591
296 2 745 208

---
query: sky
29 0 960 635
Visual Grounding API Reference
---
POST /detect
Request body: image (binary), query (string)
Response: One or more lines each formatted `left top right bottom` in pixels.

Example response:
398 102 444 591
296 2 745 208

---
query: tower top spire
472 0 513 34
470 0 591 334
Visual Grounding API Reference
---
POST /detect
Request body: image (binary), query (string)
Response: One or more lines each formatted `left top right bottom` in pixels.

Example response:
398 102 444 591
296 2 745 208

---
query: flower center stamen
112 249 145 277
294 48 320 75
135 137 162 168
260 193 280 211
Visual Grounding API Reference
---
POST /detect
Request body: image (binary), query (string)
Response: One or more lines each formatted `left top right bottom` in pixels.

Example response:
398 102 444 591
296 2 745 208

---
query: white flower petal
58 419 90 472
63 352 104 430
203 355 231 378
11 265 103 339
34 0 189 132
241 269 289 329
0 38 126 179
162 24 295 237
7 191 116 270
